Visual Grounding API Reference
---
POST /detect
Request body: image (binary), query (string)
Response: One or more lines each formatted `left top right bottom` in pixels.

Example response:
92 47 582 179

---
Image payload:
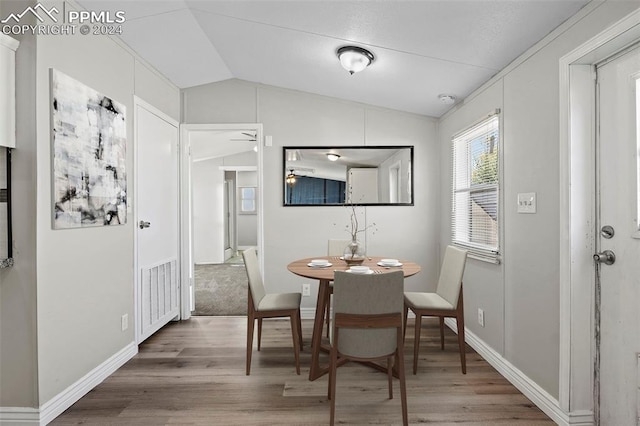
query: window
452 112 500 261
239 187 257 214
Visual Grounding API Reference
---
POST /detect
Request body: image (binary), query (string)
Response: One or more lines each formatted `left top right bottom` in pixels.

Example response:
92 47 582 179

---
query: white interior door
596 45 640 425
135 98 180 343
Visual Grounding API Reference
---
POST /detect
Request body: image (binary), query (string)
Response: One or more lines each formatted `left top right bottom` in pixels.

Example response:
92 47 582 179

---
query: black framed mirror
283 146 413 206
0 148 12 268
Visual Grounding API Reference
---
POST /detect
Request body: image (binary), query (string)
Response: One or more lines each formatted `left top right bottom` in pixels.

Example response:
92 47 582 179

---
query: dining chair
324 239 351 337
404 245 468 374
242 247 303 375
328 270 408 426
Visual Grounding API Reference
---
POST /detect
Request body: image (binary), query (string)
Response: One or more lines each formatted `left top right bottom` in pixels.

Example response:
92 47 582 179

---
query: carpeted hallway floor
193 258 247 316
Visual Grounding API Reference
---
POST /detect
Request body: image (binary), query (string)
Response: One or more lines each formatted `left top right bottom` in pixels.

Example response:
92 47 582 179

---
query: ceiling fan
230 131 257 142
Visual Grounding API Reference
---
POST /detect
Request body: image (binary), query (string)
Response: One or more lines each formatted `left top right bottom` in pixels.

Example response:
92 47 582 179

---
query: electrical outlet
302 283 311 297
477 308 485 327
121 314 128 331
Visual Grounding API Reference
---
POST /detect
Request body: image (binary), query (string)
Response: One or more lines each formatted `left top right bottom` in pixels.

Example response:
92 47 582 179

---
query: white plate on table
346 269 374 274
377 261 403 267
308 262 332 268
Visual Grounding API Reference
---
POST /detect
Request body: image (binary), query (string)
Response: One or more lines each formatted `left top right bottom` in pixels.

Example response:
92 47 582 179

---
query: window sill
467 252 501 265
452 243 501 265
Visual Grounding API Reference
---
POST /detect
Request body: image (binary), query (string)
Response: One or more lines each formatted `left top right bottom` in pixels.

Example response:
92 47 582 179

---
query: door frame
179 123 264 320
133 96 181 344
559 8 640 423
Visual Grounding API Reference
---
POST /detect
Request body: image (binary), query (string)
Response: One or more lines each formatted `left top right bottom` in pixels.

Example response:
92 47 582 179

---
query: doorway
180 124 263 318
560 10 640 423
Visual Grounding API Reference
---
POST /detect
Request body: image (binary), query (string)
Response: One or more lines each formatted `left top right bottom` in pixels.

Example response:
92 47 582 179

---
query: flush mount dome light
438 94 456 105
337 46 375 75
326 153 341 161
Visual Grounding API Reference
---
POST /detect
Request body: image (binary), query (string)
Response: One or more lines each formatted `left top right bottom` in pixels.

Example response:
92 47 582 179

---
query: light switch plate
517 192 536 214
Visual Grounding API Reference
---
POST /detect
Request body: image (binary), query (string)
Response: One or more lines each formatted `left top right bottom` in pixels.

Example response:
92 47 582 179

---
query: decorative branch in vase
339 203 377 265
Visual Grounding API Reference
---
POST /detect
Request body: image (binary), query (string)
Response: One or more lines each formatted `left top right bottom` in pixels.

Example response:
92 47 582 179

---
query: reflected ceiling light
286 149 302 161
337 46 374 75
326 153 341 161
438 94 456 105
286 169 297 187
253 145 258 152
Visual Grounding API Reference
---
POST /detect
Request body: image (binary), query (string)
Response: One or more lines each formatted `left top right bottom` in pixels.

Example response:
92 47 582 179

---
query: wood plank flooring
51 317 554 425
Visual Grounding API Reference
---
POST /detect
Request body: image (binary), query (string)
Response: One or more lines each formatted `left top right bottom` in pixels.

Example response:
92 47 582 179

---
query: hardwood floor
51 317 554 425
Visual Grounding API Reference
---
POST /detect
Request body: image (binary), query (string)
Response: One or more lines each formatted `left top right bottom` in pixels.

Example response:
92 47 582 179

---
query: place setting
345 265 376 274
307 259 332 268
377 258 403 268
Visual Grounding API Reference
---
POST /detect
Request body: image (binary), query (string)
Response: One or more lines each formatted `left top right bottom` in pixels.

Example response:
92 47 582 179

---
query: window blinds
452 114 500 258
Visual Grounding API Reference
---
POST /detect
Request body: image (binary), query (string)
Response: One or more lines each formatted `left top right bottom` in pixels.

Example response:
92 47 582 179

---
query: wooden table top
287 256 421 281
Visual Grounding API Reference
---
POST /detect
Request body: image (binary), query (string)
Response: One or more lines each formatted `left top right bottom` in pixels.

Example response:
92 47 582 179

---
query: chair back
328 239 351 256
333 270 404 358
435 245 468 308
242 247 266 308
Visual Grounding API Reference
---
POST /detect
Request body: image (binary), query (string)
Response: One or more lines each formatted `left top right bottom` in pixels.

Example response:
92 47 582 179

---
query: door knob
593 250 615 265
139 220 151 229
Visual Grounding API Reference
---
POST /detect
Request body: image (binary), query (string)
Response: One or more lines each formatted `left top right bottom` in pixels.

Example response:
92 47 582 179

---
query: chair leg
413 313 421 375
290 312 301 375
246 315 254 375
257 318 263 351
329 329 339 426
456 311 466 375
387 356 393 399
297 309 304 349
439 316 445 350
396 331 409 426
402 304 409 343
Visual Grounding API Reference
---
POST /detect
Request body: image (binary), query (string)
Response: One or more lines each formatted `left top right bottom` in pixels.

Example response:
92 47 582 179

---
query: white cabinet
0 34 19 148
347 168 378 203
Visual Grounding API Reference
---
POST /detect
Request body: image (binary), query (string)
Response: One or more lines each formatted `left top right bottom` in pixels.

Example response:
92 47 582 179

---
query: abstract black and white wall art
51 70 127 229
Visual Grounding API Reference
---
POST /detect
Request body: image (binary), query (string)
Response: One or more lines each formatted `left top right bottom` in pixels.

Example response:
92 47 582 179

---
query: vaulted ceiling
78 0 589 117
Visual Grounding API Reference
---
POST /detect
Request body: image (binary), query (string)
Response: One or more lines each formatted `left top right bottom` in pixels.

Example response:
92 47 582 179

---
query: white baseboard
301 307 315 320
38 342 138 425
443 318 593 426
0 407 39 425
0 342 137 425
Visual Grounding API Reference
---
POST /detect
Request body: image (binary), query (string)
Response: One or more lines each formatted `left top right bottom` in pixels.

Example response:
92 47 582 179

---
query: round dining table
287 256 421 381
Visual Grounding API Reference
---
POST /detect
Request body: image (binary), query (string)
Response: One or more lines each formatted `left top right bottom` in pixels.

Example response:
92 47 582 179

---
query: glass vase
343 239 365 265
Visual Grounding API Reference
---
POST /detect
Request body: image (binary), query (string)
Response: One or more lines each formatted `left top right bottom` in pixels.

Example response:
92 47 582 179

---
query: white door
596 45 640 424
135 99 180 343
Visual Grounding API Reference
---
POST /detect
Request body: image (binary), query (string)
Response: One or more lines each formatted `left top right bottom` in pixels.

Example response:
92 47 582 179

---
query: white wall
0 4 38 407
192 158 225 264
438 0 640 400
1 0 180 410
184 81 439 308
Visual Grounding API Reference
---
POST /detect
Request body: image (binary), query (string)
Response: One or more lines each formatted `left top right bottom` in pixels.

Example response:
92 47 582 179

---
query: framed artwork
50 69 127 229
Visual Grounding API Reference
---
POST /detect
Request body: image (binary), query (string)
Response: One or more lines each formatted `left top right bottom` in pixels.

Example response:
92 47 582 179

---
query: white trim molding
39 342 137 425
0 407 39 425
443 319 592 426
0 343 136 425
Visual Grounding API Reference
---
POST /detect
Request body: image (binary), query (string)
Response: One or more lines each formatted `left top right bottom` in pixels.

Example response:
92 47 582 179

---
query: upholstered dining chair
329 270 408 426
404 245 468 374
242 247 303 375
324 239 352 337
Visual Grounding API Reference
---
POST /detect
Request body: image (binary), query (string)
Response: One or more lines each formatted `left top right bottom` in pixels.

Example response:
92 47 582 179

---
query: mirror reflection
283 146 413 206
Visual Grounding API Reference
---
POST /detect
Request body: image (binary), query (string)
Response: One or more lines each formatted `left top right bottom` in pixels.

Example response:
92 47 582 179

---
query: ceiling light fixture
438 94 456 105
326 153 341 161
286 169 297 187
337 46 375 75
